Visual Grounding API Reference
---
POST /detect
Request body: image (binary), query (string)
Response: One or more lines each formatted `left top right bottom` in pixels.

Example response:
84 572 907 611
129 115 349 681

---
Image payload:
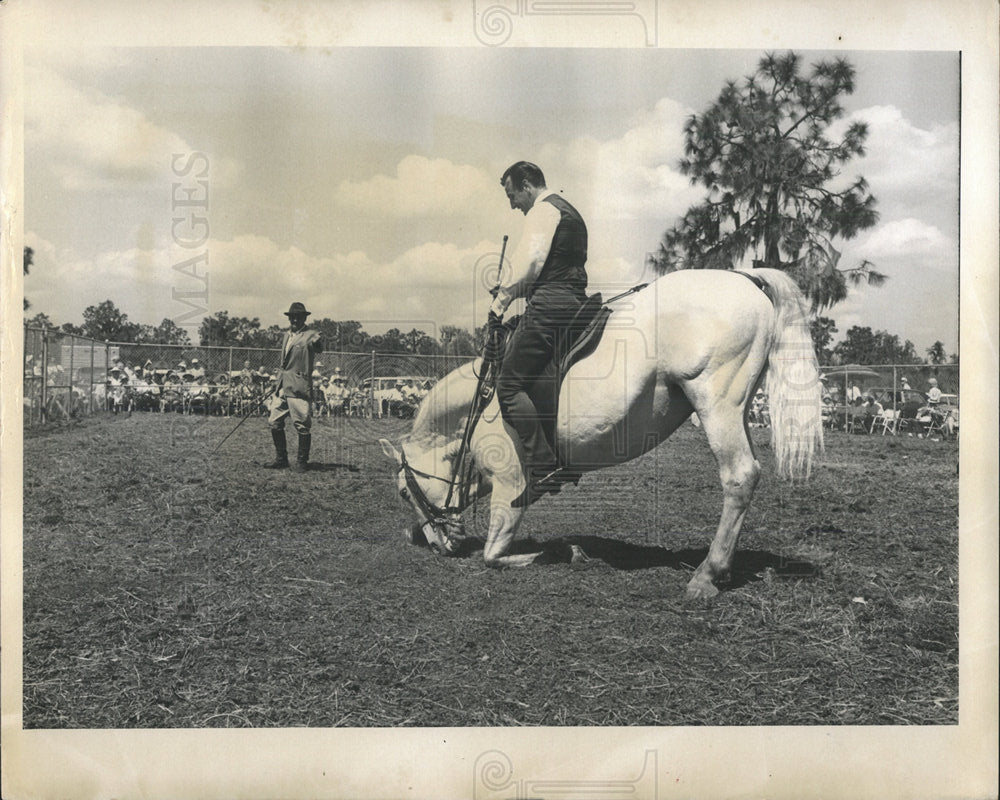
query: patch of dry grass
23 416 958 727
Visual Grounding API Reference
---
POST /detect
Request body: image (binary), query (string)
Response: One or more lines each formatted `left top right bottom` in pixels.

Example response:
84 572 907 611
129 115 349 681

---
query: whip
441 235 508 511
210 388 274 454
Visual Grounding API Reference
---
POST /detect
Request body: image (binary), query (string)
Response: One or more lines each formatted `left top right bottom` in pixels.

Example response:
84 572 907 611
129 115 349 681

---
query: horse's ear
378 438 401 463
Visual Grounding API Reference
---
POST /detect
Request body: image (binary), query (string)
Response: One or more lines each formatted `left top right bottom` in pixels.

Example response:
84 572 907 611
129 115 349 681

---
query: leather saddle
498 292 612 455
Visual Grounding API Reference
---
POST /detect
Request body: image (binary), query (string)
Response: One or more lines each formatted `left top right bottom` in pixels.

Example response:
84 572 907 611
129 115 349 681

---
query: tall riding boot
292 432 311 473
264 428 289 469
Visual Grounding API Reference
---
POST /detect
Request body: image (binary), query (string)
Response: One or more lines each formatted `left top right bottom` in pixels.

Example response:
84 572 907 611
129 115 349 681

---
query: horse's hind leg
686 405 761 600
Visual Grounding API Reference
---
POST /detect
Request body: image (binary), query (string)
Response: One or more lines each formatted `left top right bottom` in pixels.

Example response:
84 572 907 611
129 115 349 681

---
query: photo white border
2 1 996 798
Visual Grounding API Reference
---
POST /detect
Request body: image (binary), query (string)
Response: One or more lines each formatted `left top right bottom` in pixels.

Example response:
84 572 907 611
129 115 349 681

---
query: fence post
68 333 75 419
892 365 897 414
228 346 233 376
40 331 48 423
105 340 110 413
89 337 95 415
370 350 376 417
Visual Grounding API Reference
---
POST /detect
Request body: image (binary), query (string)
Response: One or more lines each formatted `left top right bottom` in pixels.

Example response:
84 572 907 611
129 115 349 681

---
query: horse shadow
450 534 819 590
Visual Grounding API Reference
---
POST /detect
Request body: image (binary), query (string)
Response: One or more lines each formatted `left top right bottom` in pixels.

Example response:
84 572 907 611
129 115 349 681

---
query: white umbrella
819 366 882 428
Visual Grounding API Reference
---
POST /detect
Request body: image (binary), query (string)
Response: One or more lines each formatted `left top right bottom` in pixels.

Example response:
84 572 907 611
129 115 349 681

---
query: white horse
379 268 823 599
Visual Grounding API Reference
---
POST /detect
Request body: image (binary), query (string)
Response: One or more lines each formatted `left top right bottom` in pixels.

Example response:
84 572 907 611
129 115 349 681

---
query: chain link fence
819 362 959 396
23 324 960 433
817 362 960 435
23 326 121 426
22 327 477 425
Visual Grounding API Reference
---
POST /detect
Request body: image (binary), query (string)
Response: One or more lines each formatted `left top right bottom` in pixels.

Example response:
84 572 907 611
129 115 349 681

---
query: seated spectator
926 377 942 405
860 394 883 432
325 372 349 416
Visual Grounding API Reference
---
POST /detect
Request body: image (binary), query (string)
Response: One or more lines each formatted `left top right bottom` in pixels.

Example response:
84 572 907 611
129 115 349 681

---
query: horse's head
379 437 468 555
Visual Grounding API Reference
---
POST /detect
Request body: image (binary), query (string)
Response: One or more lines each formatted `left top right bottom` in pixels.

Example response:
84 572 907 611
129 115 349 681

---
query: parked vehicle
869 388 927 420
358 376 435 417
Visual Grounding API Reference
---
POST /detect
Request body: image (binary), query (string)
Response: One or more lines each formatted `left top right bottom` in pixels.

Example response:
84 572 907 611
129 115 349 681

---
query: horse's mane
405 358 481 451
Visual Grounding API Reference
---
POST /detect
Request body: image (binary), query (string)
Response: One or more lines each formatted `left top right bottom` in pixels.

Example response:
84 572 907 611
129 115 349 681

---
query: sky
23 46 960 355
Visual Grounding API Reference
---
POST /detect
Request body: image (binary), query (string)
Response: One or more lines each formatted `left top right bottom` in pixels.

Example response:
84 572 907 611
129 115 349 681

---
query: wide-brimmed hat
284 302 311 317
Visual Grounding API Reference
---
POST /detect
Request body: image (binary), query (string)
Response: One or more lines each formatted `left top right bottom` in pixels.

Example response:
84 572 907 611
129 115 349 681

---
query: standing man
491 161 589 503
265 302 323 472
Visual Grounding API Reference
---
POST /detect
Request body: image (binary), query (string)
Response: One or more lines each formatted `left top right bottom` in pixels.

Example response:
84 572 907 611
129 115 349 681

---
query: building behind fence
22 324 960 427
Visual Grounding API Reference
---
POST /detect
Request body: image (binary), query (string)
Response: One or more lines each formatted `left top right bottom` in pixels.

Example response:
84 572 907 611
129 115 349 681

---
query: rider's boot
512 424 572 507
264 428 289 469
291 432 311 473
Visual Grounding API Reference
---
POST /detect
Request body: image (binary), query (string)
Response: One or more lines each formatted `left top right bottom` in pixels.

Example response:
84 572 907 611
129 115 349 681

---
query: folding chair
925 409 954 439
869 410 886 434
880 408 901 435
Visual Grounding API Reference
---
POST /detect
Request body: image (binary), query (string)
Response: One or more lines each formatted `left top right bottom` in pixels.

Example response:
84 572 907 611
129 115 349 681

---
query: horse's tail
752 268 824 479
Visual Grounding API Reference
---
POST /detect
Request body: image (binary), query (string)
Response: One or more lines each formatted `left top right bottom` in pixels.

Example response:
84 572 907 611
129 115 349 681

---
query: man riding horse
492 161 589 506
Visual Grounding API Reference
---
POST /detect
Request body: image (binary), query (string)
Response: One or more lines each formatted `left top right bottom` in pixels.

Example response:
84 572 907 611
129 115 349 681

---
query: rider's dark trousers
497 285 585 474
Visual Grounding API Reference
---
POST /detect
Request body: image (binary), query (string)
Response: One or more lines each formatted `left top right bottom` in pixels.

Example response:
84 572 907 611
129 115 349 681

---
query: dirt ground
22 412 958 727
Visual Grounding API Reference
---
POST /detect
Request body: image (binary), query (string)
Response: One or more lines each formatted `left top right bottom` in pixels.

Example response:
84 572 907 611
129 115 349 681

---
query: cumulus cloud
855 218 952 263
332 155 503 218
26 229 504 338
207 235 501 330
830 105 959 230
549 97 699 226
532 97 704 269
26 64 240 191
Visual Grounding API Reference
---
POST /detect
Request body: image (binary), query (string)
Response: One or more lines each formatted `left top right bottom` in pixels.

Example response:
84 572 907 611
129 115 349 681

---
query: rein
423 236 509 522
396 446 480 526
396 349 497 533
398 279 652 531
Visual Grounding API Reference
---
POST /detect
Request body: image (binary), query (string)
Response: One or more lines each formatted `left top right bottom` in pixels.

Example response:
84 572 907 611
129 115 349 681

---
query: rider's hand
483 321 503 362
482 338 498 363
488 310 504 335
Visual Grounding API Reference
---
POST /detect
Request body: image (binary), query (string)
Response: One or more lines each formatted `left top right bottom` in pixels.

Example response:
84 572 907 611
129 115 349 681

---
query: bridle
394 280 656 540
395 343 499 546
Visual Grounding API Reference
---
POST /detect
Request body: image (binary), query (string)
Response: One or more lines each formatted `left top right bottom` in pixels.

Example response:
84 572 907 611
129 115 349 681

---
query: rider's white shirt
492 190 561 315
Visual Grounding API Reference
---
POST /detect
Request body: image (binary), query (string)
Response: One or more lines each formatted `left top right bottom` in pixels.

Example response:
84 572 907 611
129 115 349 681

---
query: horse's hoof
685 578 720 601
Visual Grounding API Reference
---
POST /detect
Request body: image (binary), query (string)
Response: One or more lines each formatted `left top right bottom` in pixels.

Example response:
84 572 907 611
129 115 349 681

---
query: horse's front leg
482 499 538 568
